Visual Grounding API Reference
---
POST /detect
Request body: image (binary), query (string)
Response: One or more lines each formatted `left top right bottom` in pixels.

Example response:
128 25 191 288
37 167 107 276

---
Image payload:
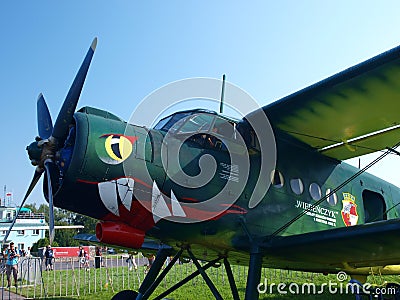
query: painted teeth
98 180 120 216
117 178 134 211
170 190 186 217
152 181 171 223
98 178 186 221
151 182 187 223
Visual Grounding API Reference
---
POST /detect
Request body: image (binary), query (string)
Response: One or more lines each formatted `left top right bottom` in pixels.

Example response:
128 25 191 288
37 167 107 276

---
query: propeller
2 38 97 246
37 94 53 140
44 161 55 244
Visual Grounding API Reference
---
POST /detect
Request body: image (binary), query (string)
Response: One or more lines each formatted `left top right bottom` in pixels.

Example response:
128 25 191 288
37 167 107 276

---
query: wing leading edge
247 45 400 160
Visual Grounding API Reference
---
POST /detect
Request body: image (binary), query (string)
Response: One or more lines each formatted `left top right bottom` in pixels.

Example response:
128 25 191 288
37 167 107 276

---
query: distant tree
73 214 97 234
24 203 39 213
29 204 96 247
31 237 59 254
54 221 80 247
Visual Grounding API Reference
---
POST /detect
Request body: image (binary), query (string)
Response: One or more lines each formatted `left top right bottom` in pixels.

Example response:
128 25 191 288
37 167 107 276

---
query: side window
290 178 304 195
309 183 322 200
271 170 284 188
325 189 338 206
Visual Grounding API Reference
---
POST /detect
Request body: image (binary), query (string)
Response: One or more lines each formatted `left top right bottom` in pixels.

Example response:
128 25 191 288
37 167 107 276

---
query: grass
9 259 397 299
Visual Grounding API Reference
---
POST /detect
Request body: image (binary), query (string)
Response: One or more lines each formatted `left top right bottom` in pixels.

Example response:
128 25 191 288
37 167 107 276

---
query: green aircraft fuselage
49 105 400 275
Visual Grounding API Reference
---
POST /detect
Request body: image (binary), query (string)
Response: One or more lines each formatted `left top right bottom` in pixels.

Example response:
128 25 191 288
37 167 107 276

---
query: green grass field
8 261 398 299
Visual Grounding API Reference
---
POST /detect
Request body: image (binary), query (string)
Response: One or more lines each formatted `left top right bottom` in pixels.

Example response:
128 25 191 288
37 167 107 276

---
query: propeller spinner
3 38 97 246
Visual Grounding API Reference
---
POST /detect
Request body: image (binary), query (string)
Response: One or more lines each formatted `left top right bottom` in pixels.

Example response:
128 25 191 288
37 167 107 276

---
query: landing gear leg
223 258 240 300
134 246 241 300
245 246 262 300
136 247 170 300
187 248 223 300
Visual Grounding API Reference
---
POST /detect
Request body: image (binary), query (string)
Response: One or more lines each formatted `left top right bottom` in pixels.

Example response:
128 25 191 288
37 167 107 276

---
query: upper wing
260 219 400 272
246 45 400 160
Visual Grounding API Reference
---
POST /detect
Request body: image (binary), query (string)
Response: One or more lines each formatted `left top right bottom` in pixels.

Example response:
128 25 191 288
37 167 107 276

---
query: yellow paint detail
342 262 400 276
119 136 133 160
104 135 133 162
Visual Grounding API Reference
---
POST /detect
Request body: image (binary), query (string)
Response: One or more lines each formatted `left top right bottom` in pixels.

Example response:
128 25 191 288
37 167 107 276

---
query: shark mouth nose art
97 177 186 222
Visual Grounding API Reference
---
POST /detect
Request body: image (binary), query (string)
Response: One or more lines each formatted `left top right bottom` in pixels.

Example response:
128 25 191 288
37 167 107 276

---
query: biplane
15 38 400 299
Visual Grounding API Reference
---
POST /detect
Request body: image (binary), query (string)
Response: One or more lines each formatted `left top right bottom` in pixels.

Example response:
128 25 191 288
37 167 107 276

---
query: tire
111 290 139 300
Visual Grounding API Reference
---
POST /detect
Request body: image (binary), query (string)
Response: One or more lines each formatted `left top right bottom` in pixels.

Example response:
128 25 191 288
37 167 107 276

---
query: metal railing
0 255 347 299
0 255 147 299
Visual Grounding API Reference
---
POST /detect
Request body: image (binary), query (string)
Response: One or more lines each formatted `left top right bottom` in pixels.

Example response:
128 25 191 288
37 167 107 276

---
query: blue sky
1 1 400 206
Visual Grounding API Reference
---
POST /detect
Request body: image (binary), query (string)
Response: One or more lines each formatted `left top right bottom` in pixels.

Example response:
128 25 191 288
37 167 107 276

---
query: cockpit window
154 112 192 132
153 116 172 130
212 117 235 139
176 114 214 134
153 110 241 152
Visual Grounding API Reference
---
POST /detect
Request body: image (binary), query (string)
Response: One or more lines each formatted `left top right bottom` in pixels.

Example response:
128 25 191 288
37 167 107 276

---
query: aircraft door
362 189 387 223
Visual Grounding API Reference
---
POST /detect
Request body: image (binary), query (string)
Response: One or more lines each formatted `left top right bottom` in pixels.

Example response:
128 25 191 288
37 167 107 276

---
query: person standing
78 246 89 270
145 254 155 274
26 247 32 258
95 246 104 267
44 245 54 271
1 244 8 262
126 254 137 271
6 242 20 288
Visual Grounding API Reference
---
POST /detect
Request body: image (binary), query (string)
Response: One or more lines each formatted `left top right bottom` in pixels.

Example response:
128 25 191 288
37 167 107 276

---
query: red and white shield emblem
341 193 358 227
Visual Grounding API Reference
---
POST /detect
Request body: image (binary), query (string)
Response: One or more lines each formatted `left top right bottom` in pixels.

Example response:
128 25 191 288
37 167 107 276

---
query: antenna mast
219 74 226 114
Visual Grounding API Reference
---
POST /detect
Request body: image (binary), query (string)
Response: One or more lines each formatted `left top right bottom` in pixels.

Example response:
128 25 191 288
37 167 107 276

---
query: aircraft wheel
111 290 138 300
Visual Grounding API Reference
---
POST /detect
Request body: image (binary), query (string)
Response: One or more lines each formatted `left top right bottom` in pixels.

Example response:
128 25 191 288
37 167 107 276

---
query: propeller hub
26 141 42 166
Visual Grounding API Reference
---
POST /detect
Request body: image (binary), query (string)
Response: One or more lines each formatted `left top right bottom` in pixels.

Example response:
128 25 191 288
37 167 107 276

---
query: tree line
24 203 97 253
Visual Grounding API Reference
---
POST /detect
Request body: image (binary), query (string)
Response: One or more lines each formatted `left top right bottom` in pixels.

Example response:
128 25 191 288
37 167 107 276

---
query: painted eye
97 134 138 165
105 135 132 162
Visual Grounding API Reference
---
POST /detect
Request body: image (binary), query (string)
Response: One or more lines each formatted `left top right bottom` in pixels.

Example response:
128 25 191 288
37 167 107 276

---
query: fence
0 255 351 299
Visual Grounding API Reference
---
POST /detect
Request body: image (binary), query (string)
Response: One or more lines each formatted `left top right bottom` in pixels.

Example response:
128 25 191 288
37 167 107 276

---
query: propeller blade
2 169 43 245
52 38 97 147
37 93 53 139
44 161 55 245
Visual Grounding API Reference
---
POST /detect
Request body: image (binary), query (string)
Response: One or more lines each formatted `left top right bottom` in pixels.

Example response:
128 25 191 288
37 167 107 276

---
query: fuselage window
271 170 284 188
325 188 337 206
290 178 304 195
309 183 322 200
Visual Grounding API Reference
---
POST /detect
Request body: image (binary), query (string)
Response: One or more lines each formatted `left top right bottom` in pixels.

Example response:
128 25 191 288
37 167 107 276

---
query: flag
6 192 11 197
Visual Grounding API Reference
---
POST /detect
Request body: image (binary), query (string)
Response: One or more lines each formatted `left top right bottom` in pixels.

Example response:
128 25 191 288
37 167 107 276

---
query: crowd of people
0 241 166 287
